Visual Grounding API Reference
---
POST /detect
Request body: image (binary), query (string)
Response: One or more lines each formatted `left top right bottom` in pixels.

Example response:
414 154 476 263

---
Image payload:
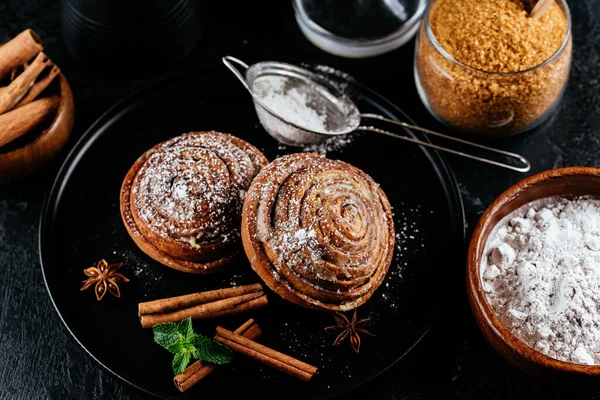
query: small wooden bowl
0 73 74 183
467 167 600 379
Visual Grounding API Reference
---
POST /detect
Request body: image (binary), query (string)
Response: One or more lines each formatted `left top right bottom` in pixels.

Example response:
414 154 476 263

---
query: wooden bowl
0 73 74 183
467 167 600 379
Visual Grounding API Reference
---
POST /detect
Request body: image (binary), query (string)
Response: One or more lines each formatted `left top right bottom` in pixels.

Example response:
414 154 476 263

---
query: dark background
2 0 600 399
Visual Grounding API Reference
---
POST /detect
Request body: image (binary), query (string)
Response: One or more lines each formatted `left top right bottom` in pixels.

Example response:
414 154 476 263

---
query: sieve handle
222 56 253 95
359 113 531 173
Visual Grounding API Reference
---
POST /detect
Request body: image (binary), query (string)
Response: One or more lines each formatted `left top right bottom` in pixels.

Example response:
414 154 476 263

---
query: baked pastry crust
241 153 395 310
120 131 268 273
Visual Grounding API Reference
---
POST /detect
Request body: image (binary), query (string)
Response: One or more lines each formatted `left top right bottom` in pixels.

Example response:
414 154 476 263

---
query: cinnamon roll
120 132 268 273
241 153 395 311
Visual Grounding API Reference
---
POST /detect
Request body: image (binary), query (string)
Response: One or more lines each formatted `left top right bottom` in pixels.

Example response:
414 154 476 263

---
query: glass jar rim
293 0 428 46
424 0 572 76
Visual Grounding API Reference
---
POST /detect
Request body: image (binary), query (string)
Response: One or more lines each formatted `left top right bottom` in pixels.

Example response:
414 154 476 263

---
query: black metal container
61 0 201 70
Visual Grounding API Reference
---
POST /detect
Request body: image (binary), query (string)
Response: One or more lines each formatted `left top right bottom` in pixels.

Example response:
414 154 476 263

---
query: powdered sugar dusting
305 64 355 94
377 203 426 311
303 134 355 155
274 133 355 157
311 64 354 83
245 153 395 310
131 132 266 256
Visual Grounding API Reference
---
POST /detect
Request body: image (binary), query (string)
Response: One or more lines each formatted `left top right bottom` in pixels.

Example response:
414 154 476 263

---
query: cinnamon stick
204 295 268 319
16 65 60 108
0 29 43 81
139 283 263 316
0 52 53 115
174 319 262 392
215 327 318 381
0 96 59 148
139 292 267 328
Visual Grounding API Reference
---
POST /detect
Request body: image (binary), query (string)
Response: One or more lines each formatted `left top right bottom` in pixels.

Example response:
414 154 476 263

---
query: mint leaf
192 334 234 365
177 317 195 341
190 335 209 359
190 334 209 347
172 349 191 375
153 322 180 354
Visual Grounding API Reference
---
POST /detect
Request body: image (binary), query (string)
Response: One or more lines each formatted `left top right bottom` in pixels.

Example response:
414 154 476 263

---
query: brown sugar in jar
415 0 572 136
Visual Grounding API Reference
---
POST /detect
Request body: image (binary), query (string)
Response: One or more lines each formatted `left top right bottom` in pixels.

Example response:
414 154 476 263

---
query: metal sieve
223 56 530 172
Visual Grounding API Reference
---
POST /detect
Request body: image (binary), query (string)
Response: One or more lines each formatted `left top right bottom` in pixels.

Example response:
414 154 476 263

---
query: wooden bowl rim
467 166 600 375
0 72 72 157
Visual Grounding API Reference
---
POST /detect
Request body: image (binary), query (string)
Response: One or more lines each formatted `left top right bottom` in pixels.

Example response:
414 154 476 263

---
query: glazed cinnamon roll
120 132 268 273
241 153 395 311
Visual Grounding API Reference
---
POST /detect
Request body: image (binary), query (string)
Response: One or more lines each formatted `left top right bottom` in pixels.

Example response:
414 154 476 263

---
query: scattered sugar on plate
276 133 355 157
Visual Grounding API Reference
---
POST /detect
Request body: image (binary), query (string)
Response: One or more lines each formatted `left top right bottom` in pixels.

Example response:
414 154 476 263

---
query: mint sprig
153 318 234 374
192 335 234 365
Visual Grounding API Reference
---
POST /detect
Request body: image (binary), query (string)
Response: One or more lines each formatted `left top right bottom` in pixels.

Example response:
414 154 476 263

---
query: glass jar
414 0 572 136
294 0 427 58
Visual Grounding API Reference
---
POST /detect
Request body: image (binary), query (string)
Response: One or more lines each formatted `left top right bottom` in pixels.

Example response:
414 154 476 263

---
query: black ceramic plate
39 64 465 400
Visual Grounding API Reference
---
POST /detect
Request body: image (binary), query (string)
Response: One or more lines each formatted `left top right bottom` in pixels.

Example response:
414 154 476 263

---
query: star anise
325 310 375 353
81 259 129 301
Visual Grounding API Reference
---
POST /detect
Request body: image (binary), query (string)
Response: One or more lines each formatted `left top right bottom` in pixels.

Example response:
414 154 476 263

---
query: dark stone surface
1 0 600 399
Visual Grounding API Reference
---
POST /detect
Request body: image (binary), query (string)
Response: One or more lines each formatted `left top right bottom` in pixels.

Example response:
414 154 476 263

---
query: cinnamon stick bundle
0 96 60 148
0 29 43 80
215 327 318 381
16 65 60 108
174 319 262 392
0 52 53 115
138 284 268 329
